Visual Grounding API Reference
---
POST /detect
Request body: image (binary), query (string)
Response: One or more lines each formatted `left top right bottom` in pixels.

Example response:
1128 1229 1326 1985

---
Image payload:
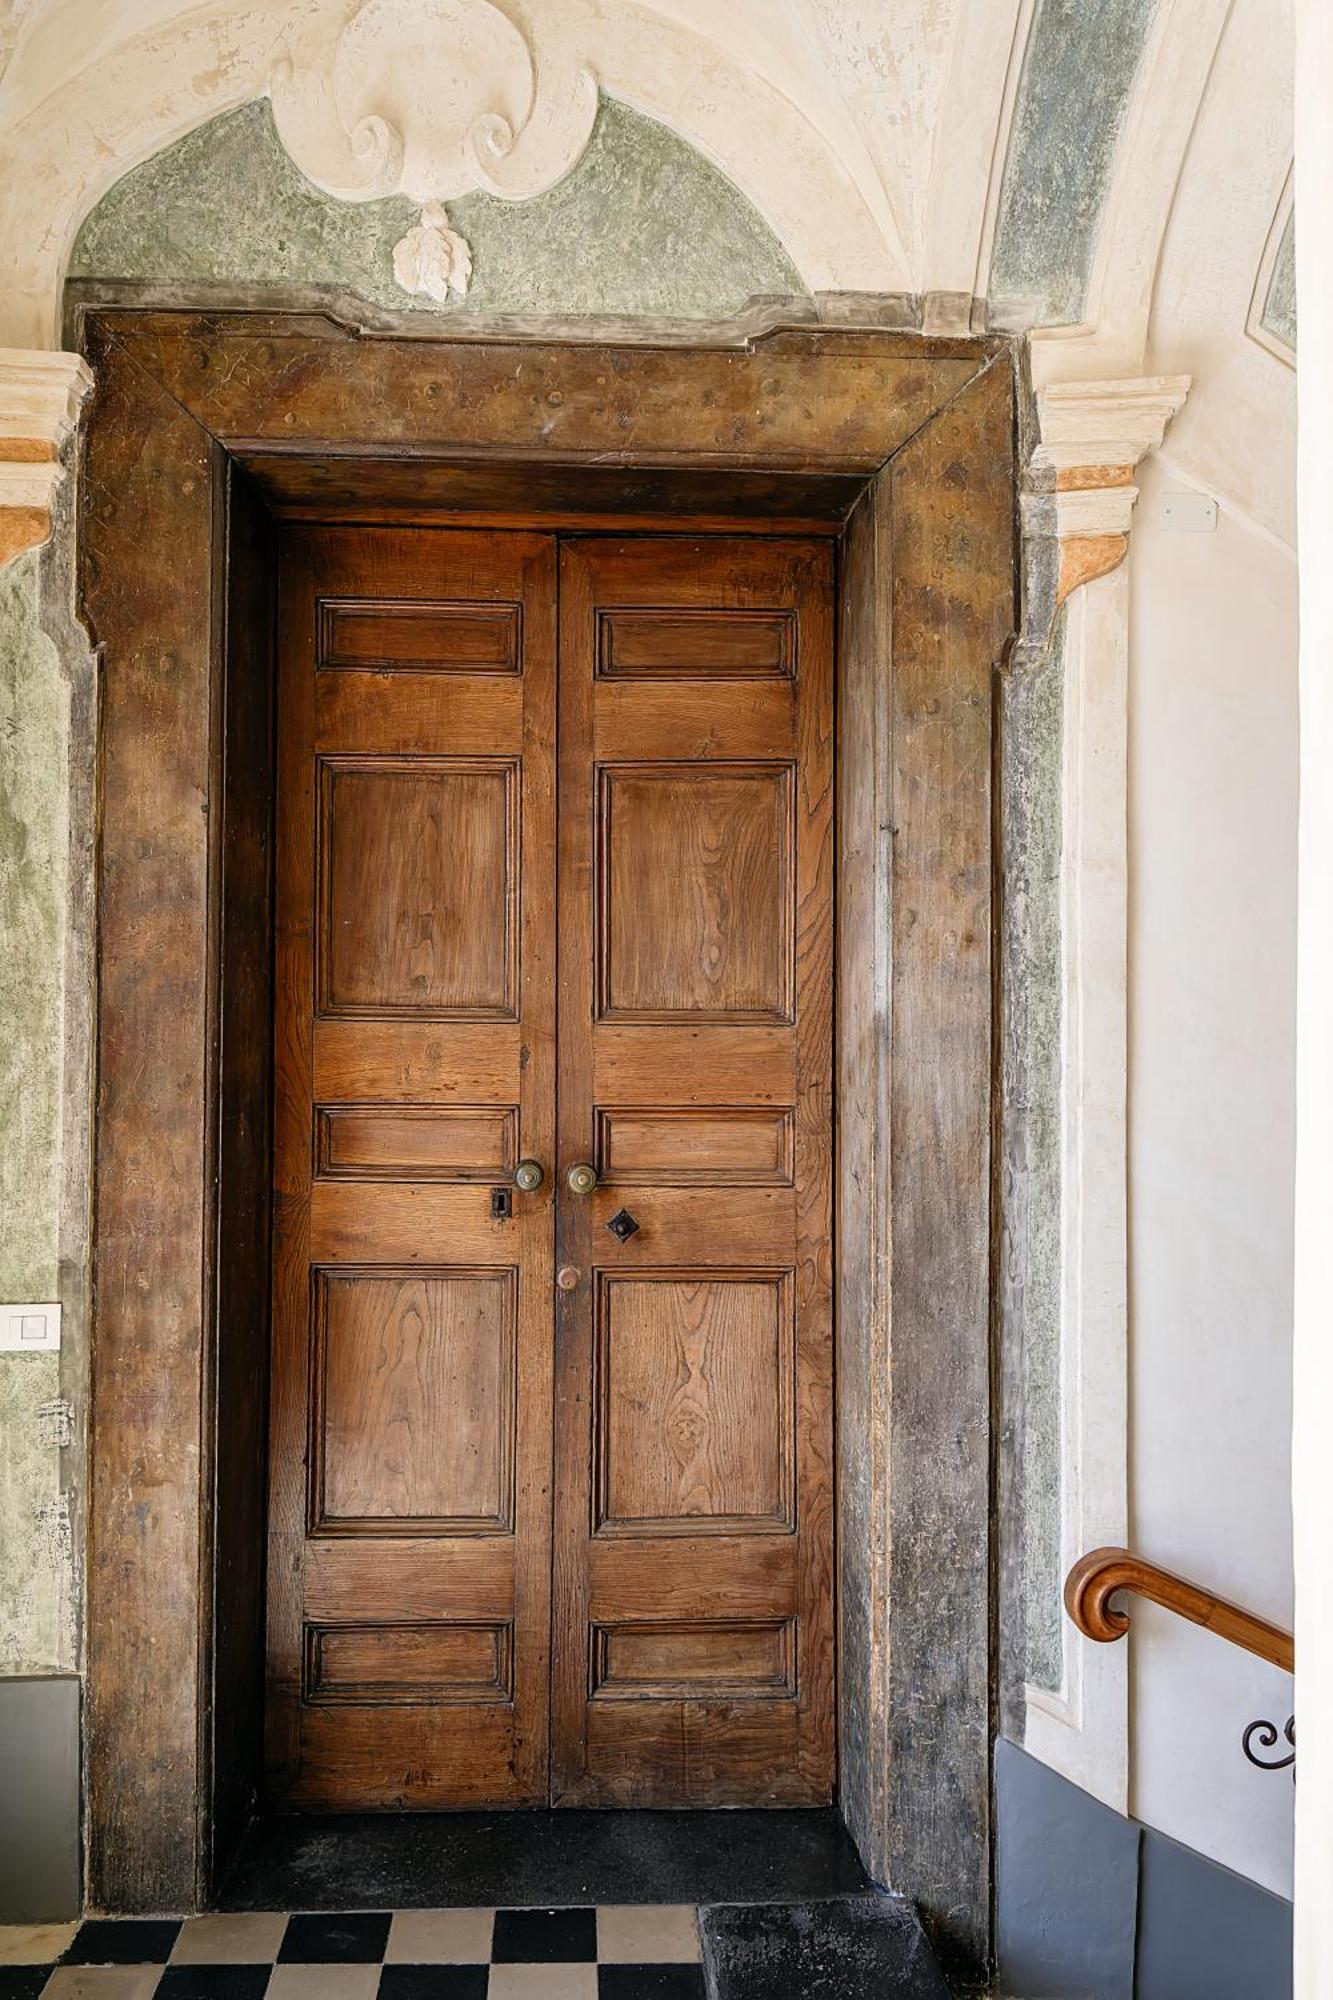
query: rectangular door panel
267 525 555 1808
552 536 835 1806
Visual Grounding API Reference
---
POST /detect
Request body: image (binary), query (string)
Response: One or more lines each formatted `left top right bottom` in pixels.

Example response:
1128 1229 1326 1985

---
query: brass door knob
566 1162 598 1196
513 1159 544 1193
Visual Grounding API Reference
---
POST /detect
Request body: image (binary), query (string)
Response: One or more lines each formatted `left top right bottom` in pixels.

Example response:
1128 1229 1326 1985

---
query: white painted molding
0 346 92 566
1029 375 1189 603
1032 375 1191 475
1021 485 1140 541
0 346 92 444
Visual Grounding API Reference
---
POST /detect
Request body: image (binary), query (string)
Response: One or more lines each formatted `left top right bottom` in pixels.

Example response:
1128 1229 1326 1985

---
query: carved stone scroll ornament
269 0 599 303
0 348 92 568
1022 376 1190 605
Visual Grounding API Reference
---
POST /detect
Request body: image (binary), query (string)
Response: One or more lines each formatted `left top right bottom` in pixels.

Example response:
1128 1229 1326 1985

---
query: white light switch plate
1160 490 1218 532
0 1302 62 1352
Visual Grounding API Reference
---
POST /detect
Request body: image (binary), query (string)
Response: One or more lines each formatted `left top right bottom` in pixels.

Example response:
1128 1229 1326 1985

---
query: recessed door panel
312 1268 516 1533
594 1271 795 1534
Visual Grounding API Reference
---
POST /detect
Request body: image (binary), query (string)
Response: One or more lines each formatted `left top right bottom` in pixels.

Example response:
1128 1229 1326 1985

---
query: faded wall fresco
1004 617 1066 1692
70 96 804 319
0 551 75 1674
990 0 1158 324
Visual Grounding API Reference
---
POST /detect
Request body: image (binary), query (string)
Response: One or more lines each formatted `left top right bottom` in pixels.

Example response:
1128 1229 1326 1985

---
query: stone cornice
1024 374 1190 603
0 347 93 567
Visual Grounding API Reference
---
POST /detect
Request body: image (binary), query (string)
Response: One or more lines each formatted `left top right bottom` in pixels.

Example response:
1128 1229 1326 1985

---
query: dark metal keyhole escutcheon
606 1208 640 1242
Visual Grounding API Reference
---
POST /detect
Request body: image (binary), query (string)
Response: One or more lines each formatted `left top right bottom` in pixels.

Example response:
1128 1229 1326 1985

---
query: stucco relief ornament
392 200 473 300
270 0 598 304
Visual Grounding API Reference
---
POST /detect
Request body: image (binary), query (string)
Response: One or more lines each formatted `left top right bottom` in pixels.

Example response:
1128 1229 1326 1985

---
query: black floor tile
378 1972 488 2000
598 1968 707 1999
64 1921 183 1966
699 1895 951 1999
277 1914 392 1964
0 1971 54 2000
217 1811 869 1911
156 1969 273 2000
490 1908 598 1964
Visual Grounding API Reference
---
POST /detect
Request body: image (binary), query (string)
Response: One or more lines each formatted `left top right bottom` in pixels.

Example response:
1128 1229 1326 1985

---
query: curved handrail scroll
1065 1546 1293 1674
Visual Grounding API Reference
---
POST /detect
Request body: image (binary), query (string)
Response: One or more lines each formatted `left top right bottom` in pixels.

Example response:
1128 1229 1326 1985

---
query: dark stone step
700 1894 952 1999
218 1808 870 1911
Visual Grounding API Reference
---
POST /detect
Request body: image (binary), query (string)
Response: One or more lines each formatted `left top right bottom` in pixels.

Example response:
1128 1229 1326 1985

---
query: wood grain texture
209 464 278 1890
597 608 796 679
591 1620 796 1699
1065 1547 1294 1674
315 1103 517 1181
267 524 556 1809
312 1269 516 1531
318 757 518 1018
597 763 794 1022
81 319 221 1913
881 357 1015 1978
305 1621 513 1703
595 1272 794 1533
596 1106 794 1185
318 598 521 674
105 313 990 470
552 535 834 1807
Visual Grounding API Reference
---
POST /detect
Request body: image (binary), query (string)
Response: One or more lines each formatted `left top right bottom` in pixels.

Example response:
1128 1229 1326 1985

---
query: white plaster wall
1127 450 1297 1897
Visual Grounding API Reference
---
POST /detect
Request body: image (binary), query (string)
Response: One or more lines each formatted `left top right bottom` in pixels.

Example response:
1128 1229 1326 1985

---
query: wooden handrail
1065 1546 1294 1674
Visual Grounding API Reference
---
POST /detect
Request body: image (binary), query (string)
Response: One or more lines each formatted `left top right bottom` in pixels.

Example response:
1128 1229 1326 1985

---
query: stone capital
1022 375 1190 604
0 347 93 568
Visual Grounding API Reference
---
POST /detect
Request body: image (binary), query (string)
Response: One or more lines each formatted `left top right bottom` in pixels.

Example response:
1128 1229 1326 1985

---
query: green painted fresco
70 96 804 318
1263 210 1296 352
990 0 1157 324
0 552 70 1674
1005 614 1066 1691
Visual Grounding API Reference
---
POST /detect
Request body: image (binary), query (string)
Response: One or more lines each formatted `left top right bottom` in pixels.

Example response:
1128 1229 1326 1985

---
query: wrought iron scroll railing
1064 1546 1295 1776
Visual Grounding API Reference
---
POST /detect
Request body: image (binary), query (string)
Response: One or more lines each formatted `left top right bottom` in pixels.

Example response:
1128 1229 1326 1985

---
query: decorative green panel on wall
69 96 805 319
990 0 1158 325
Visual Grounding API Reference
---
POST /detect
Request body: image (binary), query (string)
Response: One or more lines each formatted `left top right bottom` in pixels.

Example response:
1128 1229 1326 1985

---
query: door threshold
215 1807 870 1912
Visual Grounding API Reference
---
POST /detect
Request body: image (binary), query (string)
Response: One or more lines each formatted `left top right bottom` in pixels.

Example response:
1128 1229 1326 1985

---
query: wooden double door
265 525 834 1810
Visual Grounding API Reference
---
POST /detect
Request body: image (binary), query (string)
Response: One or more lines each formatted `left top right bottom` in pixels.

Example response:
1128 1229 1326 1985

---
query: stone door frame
76 304 1015 1978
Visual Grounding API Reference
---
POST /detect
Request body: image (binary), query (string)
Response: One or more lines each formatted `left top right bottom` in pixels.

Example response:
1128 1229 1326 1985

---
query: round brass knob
513 1159 544 1193
566 1162 598 1196
557 1265 581 1292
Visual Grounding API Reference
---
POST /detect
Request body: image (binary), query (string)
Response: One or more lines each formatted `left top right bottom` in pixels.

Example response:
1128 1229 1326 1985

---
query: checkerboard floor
0 1910 706 2000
